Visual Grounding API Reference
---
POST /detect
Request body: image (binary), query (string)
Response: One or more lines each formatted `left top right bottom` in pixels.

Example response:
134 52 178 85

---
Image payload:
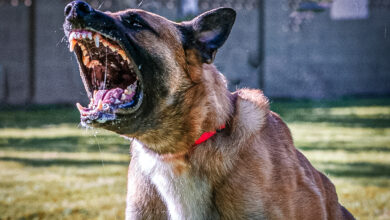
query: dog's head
63 1 235 153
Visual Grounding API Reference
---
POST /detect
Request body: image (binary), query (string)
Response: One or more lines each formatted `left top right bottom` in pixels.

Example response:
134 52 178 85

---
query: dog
63 1 355 219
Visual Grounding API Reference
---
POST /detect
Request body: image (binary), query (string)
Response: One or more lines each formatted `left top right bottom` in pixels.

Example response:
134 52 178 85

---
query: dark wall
264 0 390 98
0 4 30 104
0 0 389 105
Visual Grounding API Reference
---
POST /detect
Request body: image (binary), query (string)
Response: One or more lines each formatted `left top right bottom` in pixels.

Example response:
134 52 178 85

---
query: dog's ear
180 8 236 64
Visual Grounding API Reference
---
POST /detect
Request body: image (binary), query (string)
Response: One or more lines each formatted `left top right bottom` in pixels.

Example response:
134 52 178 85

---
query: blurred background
0 0 389 219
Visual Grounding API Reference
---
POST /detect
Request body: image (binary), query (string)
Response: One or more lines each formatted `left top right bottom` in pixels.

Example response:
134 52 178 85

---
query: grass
0 98 389 219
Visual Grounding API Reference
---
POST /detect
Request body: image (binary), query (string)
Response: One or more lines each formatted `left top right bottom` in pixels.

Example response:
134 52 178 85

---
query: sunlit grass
1 98 389 219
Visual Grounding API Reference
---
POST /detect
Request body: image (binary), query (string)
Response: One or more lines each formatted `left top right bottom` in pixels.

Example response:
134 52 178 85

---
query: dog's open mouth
69 30 143 124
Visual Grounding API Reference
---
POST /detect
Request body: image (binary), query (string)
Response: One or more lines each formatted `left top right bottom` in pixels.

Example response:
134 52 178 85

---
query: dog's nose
64 1 93 21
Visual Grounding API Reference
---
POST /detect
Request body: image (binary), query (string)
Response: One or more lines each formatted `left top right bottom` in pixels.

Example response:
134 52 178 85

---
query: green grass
1 98 389 219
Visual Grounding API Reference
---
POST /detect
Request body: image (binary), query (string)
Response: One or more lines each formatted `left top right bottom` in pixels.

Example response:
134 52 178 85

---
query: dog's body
63 1 354 219
126 76 353 220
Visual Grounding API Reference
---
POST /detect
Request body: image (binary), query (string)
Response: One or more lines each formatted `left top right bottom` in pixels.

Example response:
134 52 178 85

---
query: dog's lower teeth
94 35 100 47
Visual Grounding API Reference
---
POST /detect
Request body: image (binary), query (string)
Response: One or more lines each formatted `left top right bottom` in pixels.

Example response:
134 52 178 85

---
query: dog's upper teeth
97 100 103 111
69 39 77 52
118 50 127 61
94 35 100 48
82 33 87 38
88 32 92 40
69 32 76 42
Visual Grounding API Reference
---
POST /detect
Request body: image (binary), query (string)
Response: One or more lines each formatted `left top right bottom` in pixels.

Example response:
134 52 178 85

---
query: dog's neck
134 62 233 155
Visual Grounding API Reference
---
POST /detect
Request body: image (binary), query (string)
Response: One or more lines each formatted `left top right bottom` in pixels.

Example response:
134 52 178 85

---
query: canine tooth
121 94 126 100
76 32 81 39
89 60 101 68
82 49 88 57
76 103 85 112
79 43 86 51
69 39 77 52
102 40 108 47
94 35 100 47
97 100 103 110
88 32 92 40
93 90 98 97
69 32 76 42
127 84 135 92
82 33 87 38
83 56 90 66
110 45 118 52
118 50 127 60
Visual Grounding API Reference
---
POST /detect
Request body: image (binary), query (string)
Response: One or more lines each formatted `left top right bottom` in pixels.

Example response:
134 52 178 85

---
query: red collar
193 124 226 146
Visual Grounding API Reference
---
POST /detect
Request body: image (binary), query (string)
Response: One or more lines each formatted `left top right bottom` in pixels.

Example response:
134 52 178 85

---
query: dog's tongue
93 88 124 105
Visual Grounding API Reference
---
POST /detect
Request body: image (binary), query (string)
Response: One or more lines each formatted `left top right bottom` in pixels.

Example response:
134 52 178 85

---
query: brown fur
124 14 354 217
64 3 354 219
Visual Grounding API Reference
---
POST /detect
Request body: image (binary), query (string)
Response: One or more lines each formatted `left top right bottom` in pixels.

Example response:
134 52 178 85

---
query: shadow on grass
0 106 80 129
319 161 390 178
271 98 390 128
0 156 128 167
298 145 390 152
0 136 130 153
290 116 390 129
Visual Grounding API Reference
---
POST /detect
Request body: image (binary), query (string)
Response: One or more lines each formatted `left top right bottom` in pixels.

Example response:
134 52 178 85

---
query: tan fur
121 10 354 219
65 5 353 219
126 61 354 219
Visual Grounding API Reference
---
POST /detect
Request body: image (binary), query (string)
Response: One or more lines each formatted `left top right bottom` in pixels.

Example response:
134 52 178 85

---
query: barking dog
64 1 355 219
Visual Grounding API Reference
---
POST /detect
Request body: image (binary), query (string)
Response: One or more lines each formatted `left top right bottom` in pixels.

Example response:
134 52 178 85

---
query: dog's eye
122 16 143 29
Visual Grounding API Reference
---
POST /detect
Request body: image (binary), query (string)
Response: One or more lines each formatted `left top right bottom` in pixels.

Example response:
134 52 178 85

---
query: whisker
104 47 108 90
137 0 144 8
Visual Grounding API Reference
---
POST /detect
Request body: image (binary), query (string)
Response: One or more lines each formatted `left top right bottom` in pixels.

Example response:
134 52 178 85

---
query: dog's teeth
97 100 103 110
69 32 76 42
82 33 86 38
121 94 126 100
94 35 100 48
127 83 136 93
118 50 127 60
83 56 90 66
76 32 81 39
69 39 77 52
88 98 94 108
114 99 121 104
88 32 92 40
93 90 98 98
109 45 118 52
76 103 85 112
82 48 88 56
89 60 101 68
